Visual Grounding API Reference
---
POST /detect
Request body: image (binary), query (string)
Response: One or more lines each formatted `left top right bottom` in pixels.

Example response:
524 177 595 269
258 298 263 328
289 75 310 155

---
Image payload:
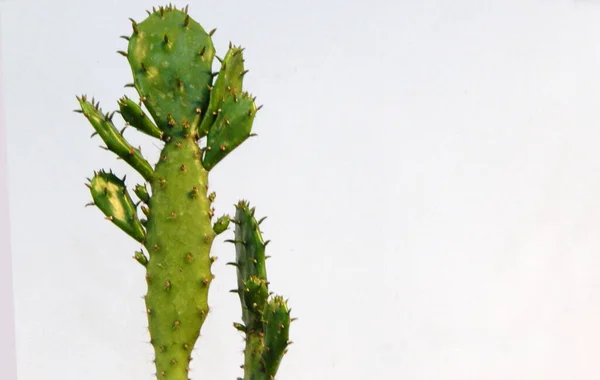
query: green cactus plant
229 201 293 380
75 5 292 380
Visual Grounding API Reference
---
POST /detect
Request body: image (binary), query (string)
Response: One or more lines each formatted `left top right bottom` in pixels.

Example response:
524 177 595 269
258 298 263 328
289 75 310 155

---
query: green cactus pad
133 183 150 203
134 250 149 266
198 45 246 137
213 214 230 234
77 96 154 182
126 6 215 138
117 95 163 139
202 92 257 171
262 296 291 377
87 170 146 243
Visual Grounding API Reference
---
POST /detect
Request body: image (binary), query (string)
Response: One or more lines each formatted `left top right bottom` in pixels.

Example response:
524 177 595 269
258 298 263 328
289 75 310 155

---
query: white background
4 0 600 379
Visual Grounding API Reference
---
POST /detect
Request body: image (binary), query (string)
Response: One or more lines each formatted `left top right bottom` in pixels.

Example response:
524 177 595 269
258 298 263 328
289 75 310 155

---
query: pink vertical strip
0 21 18 380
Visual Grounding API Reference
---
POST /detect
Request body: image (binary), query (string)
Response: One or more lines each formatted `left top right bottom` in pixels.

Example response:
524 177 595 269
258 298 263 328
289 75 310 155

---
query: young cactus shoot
76 4 292 380
229 201 293 379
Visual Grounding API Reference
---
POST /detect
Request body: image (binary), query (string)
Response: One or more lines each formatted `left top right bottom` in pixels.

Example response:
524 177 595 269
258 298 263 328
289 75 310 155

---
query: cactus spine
76 5 291 380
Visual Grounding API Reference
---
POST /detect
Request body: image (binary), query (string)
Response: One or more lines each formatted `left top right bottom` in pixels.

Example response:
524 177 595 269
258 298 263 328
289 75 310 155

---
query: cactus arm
231 202 268 326
126 6 215 139
262 296 291 377
134 249 149 266
213 214 230 235
133 183 150 203
86 170 146 243
77 96 154 182
198 44 246 137
231 201 292 380
201 92 258 171
117 95 163 139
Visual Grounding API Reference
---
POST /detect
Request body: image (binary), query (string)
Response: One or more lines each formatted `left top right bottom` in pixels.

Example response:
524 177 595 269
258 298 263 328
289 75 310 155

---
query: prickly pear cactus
229 201 293 380
76 5 293 380
75 4 286 379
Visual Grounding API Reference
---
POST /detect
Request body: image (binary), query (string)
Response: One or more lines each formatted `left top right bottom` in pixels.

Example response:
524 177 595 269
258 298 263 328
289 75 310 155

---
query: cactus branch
201 92 258 171
117 96 163 140
198 44 246 137
77 96 154 181
233 201 292 379
87 170 146 243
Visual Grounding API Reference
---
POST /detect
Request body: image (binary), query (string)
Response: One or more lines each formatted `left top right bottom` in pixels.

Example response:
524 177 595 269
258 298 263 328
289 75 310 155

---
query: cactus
229 201 293 380
75 5 292 380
